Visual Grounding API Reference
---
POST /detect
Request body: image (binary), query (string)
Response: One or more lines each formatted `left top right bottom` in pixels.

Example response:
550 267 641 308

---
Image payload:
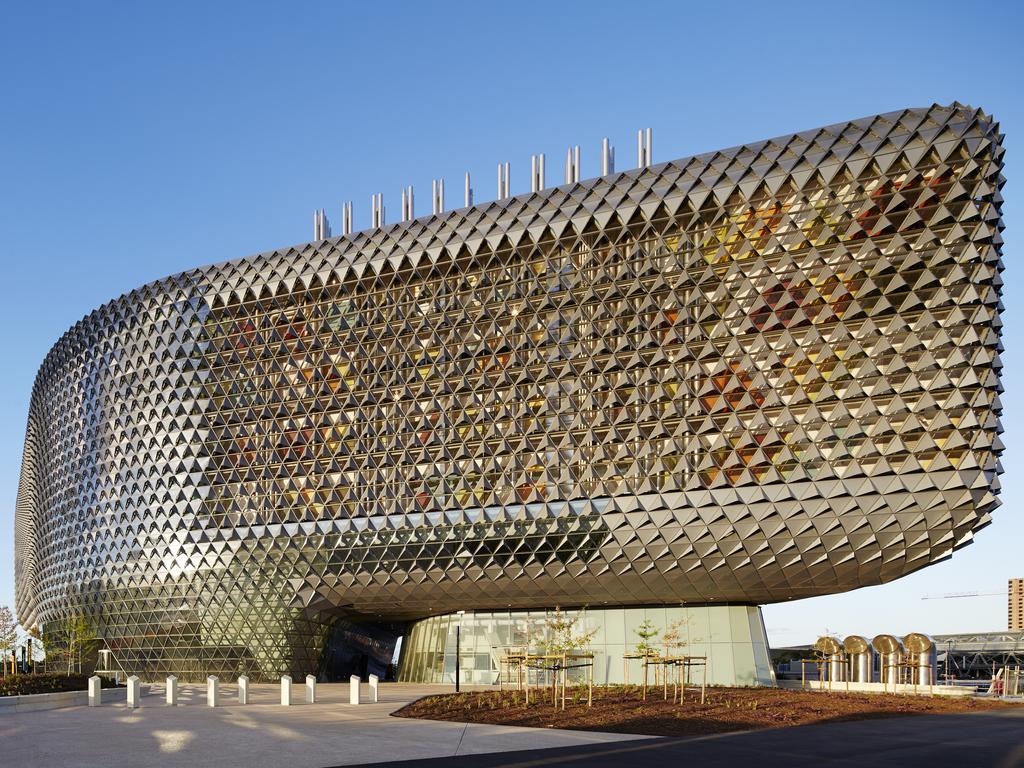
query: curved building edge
14 102 1005 683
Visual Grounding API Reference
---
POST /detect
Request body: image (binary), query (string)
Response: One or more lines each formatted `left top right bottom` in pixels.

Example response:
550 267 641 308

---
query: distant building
934 631 1024 679
1011 579 1024 631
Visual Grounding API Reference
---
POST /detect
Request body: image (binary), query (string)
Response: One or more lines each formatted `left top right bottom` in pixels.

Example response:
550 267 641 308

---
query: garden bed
393 685 1022 737
0 673 120 697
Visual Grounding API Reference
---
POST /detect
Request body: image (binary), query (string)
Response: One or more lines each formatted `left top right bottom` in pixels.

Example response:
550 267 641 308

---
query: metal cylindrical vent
843 636 874 683
813 636 843 681
829 653 844 683
872 634 904 684
903 633 936 686
813 636 841 655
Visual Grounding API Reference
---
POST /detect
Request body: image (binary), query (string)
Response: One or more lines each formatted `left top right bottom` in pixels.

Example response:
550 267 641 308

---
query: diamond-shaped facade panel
15 103 1005 681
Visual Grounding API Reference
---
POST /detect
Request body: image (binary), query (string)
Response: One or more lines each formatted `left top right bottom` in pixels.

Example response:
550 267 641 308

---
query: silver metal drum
843 635 874 683
903 633 936 686
872 634 903 684
814 636 844 682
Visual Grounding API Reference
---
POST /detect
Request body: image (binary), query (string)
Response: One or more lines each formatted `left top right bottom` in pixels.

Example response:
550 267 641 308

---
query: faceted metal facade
15 103 1005 681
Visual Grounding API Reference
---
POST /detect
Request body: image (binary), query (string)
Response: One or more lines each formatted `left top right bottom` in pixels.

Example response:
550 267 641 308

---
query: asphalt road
344 709 1024 768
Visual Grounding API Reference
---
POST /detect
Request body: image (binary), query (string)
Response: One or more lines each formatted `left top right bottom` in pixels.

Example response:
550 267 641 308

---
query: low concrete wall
777 679 976 697
0 685 150 713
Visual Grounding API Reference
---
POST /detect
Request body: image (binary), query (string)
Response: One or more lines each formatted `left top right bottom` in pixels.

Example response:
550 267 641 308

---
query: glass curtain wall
399 604 774 686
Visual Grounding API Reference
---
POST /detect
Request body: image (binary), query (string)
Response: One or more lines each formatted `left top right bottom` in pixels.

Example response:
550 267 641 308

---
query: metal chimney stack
530 154 546 193
565 145 580 184
637 128 652 168
313 208 331 240
341 201 353 235
601 138 615 175
371 193 385 228
497 162 510 199
316 130 634 233
432 178 445 215
401 186 414 223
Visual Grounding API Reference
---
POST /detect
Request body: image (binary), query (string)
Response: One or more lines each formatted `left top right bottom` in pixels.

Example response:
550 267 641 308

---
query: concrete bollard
126 675 140 709
207 675 219 707
349 674 360 705
238 675 249 705
280 675 292 706
369 673 379 703
305 674 317 704
166 675 178 706
88 675 102 707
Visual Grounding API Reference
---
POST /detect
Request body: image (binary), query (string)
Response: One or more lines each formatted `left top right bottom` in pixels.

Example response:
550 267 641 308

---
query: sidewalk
0 682 649 768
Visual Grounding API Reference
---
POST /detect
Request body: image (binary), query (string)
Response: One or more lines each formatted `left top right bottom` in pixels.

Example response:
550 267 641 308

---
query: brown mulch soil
392 685 1022 737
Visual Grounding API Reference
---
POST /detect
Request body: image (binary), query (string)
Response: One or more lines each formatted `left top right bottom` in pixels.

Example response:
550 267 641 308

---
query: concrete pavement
0 682 648 768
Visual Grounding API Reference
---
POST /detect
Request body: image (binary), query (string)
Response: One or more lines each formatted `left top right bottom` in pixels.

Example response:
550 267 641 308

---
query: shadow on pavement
339 710 1024 768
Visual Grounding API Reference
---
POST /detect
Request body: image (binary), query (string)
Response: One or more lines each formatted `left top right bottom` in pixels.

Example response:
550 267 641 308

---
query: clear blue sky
1 0 1021 647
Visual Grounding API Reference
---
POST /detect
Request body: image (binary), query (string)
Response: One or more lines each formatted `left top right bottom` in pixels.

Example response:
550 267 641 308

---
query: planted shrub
0 673 119 697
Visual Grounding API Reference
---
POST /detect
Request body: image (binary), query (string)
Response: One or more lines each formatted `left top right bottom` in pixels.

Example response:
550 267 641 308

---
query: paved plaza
0 682 647 768
5 682 1024 767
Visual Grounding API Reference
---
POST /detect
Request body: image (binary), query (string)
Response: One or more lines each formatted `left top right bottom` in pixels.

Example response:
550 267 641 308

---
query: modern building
934 630 1024 679
15 103 1005 686
1011 579 1024 631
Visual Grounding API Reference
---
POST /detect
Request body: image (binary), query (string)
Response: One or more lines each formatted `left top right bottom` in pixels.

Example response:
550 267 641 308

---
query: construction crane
921 591 1004 600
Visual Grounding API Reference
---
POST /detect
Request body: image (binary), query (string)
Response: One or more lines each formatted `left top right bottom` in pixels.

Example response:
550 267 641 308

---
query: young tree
60 623 73 676
36 617 76 676
22 614 99 676
542 609 598 709
30 624 64 674
0 607 16 676
26 625 45 672
661 617 689 656
661 617 689 700
633 619 660 700
543 609 598 656
633 618 660 656
61 616 98 675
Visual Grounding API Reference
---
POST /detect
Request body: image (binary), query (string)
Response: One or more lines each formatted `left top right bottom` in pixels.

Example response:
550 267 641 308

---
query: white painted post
207 675 219 707
280 675 292 706
349 674 360 705
369 673 379 703
88 675 102 707
305 674 317 704
166 675 178 706
237 675 249 705
126 675 140 709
